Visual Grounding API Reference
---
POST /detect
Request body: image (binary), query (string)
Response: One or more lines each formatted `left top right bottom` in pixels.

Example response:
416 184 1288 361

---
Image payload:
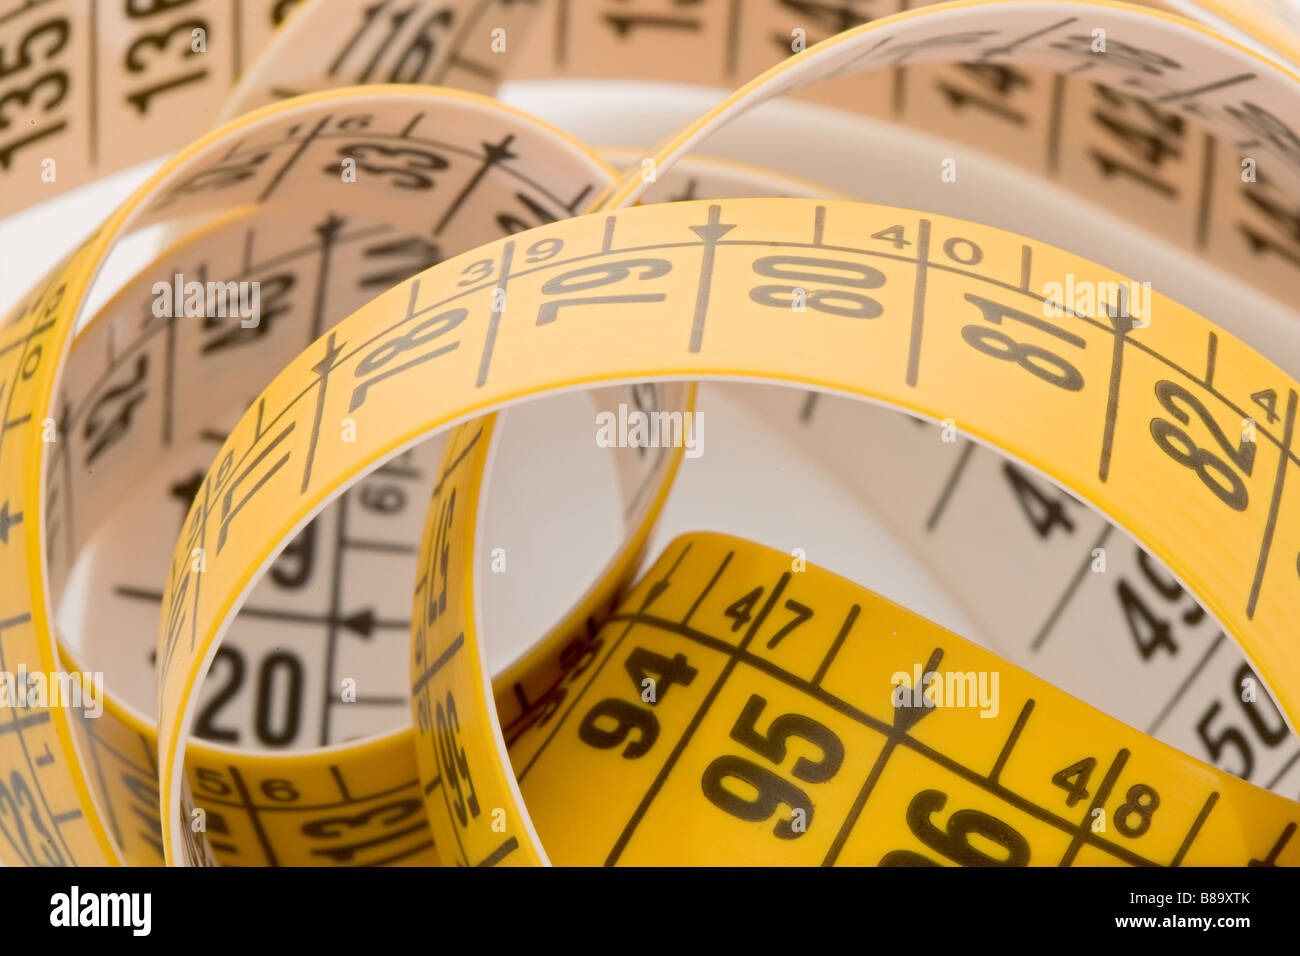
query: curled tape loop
0 0 1298 868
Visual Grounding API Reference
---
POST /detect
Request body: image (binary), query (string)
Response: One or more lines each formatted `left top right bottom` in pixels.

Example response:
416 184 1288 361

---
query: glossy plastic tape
1 0 1299 867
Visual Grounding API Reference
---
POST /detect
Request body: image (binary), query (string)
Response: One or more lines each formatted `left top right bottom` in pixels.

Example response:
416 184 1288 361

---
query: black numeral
880 789 1030 866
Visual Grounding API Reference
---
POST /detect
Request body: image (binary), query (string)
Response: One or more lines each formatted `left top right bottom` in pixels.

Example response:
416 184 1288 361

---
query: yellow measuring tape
512 530 1297 865
2 0 1300 867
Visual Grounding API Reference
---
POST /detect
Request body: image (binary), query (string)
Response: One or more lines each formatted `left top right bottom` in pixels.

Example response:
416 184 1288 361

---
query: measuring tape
515 530 1299 865
2 0 1300 867
8 0 1299 307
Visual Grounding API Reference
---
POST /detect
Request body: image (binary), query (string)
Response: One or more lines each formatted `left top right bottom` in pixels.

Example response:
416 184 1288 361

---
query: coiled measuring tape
2 0 1300 867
